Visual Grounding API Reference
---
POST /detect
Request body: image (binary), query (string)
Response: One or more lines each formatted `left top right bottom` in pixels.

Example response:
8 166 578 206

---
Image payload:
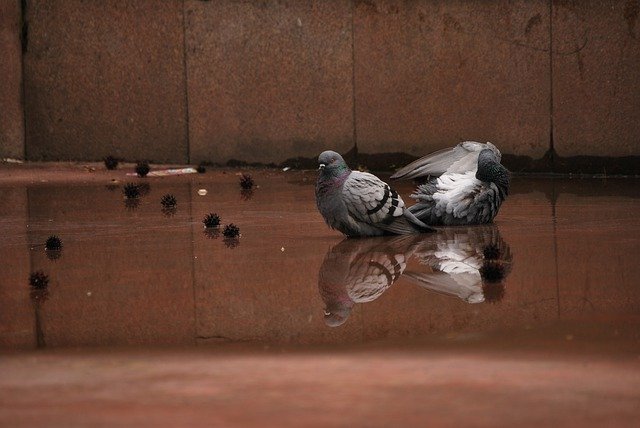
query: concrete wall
0 0 639 170
0 0 24 159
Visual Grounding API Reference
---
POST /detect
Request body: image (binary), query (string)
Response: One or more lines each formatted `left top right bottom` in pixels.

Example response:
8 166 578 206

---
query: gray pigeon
391 141 510 225
315 151 434 237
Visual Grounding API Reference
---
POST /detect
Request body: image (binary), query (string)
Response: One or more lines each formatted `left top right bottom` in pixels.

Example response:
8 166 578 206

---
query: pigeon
315 150 434 237
403 225 513 304
390 141 510 225
318 235 422 327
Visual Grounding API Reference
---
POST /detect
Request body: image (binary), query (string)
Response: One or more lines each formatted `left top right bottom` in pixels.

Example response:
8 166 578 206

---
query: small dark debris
480 261 506 283
223 223 240 238
29 271 49 290
45 235 62 251
196 164 206 174
483 245 501 260
135 161 150 177
203 213 221 228
161 194 177 208
104 155 119 170
123 183 140 199
239 173 254 190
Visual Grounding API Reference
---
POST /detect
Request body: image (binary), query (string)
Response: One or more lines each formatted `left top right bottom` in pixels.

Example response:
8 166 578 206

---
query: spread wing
391 141 501 180
342 171 405 226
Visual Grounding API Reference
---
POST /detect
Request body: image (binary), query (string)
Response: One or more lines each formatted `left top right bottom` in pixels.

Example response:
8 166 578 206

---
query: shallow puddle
1 171 639 350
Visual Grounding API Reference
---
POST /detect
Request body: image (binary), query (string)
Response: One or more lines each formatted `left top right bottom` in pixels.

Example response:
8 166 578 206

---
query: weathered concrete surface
553 0 640 157
186 1 354 164
354 0 551 159
23 0 188 162
0 0 24 159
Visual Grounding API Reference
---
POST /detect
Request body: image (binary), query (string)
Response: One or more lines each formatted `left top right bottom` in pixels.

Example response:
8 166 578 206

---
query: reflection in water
405 225 512 304
318 236 422 327
29 271 50 348
318 226 513 326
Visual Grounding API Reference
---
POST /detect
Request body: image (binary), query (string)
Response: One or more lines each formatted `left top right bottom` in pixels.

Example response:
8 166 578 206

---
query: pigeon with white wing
391 141 510 225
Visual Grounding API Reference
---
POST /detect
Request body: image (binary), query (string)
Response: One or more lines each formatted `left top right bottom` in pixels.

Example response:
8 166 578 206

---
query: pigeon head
318 151 350 177
323 304 353 327
476 149 510 194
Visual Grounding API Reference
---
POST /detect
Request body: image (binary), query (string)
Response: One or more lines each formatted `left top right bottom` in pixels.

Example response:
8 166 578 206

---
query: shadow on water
0 173 639 349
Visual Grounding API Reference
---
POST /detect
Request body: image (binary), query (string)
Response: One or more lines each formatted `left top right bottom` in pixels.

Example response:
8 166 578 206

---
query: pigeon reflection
404 225 512 304
318 235 423 327
318 225 513 327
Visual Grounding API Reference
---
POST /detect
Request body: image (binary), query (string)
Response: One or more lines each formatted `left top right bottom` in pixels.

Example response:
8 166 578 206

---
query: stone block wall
0 0 638 172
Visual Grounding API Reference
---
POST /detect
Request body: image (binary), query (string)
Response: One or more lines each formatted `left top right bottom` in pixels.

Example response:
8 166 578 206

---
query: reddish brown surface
1 335 640 427
22 0 188 162
186 0 354 164
0 0 24 159
0 165 639 426
3 1 640 164
354 0 551 158
553 1 640 157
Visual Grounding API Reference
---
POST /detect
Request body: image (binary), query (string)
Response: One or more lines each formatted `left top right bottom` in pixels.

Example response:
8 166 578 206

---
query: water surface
1 172 639 350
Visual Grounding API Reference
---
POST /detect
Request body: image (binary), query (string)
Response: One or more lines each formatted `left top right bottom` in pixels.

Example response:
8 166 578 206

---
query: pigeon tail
379 211 435 235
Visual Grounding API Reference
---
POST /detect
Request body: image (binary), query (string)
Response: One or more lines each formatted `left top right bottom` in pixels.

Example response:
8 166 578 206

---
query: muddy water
0 172 639 350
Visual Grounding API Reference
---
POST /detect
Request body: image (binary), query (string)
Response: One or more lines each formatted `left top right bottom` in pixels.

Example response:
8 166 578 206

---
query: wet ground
1 164 639 427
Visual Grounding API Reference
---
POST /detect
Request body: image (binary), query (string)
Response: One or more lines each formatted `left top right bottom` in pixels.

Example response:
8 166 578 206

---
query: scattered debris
135 161 150 177
104 156 119 170
161 194 177 216
148 167 197 177
223 223 240 238
196 164 206 174
29 271 49 290
203 213 221 229
480 262 507 283
161 194 177 208
239 173 254 190
45 235 63 251
123 183 140 199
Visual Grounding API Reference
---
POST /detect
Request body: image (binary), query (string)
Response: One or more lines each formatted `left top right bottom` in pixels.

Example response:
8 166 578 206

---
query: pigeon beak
318 164 326 170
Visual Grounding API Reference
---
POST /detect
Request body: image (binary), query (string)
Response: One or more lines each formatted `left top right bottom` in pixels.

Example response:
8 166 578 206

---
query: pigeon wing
342 172 405 226
391 141 501 180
